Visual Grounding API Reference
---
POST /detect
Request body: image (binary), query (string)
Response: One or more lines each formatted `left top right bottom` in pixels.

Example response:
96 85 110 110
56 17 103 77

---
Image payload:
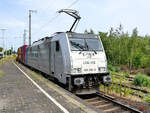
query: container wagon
17 45 27 64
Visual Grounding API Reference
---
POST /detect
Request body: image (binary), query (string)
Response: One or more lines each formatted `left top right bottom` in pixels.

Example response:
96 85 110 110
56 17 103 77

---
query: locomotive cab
51 32 111 94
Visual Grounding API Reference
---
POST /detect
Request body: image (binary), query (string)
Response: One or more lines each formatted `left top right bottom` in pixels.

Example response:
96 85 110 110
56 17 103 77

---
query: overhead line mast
23 29 27 45
0 29 7 57
29 10 37 46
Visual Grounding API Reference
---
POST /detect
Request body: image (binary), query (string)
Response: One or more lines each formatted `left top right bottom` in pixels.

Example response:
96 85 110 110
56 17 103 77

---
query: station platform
0 62 103 113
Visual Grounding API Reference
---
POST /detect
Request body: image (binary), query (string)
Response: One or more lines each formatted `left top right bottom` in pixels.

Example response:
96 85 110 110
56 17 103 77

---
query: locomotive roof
66 32 99 39
32 32 99 46
32 36 52 46
32 32 64 46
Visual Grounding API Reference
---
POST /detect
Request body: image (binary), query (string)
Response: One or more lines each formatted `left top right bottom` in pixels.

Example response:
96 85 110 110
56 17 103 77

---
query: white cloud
18 0 72 14
2 19 26 28
1 0 150 50
87 0 150 35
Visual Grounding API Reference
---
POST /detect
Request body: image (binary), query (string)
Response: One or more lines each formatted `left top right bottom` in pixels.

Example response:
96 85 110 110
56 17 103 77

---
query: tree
132 27 138 37
84 29 88 34
90 29 94 34
86 25 150 69
0 47 3 52
99 32 108 38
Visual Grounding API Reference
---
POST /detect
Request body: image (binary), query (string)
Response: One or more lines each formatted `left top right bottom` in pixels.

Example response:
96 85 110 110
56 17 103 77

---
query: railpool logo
83 61 95 64
82 52 94 58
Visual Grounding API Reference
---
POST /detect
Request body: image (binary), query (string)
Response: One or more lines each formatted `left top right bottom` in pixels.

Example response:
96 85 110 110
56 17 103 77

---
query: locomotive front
66 33 111 94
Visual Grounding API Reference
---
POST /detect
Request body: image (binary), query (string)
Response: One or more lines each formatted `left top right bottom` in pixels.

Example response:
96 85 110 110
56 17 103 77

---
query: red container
17 45 27 64
17 48 21 61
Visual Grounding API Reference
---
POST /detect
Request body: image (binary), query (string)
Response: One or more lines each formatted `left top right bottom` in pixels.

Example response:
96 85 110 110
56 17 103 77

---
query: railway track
114 74 134 81
79 92 143 113
112 74 149 94
112 82 149 94
18 63 145 112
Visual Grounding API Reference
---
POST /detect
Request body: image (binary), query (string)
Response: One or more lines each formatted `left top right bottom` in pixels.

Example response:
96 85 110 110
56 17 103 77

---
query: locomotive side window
56 41 60 51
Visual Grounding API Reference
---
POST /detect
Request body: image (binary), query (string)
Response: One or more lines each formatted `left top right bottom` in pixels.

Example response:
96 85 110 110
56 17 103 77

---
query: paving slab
0 62 64 113
0 62 103 113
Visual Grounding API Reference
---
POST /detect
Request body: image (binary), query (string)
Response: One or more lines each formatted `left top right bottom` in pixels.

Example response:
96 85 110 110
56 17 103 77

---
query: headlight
98 67 106 72
74 78 84 86
72 68 81 73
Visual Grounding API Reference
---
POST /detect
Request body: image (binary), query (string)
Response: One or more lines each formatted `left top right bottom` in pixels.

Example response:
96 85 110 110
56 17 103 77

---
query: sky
0 0 150 51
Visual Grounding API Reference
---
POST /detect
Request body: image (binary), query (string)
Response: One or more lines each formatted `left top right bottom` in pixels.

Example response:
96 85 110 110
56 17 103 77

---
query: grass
0 70 3 77
108 64 120 72
100 69 149 102
0 54 17 64
124 71 130 78
144 94 150 103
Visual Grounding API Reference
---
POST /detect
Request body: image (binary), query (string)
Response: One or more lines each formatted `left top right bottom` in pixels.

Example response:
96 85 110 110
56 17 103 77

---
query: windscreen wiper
85 41 97 54
70 41 85 51
90 49 97 54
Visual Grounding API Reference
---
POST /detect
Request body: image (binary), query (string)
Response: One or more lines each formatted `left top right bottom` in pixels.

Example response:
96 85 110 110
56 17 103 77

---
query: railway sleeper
103 106 121 113
90 100 107 105
85 97 99 102
96 103 114 109
122 111 131 113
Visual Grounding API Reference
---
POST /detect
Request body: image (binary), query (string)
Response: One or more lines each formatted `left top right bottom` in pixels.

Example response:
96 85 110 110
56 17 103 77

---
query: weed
115 66 120 72
21 98 24 105
19 85 23 88
106 86 110 94
17 80 20 84
144 94 150 103
0 70 3 77
108 64 114 71
110 76 115 93
124 72 130 78
42 104 46 107
123 84 127 96
119 78 122 97
133 73 150 87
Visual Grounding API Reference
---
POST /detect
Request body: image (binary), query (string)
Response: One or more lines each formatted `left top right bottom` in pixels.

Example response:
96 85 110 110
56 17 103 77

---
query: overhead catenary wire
32 0 80 38
32 13 60 37
67 0 79 8
39 0 57 16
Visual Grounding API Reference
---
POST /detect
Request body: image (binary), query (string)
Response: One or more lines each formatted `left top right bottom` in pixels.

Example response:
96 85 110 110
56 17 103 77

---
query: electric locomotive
17 9 111 94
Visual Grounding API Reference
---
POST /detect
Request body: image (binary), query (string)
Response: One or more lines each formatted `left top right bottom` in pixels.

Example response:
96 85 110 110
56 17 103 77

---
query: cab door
53 41 63 79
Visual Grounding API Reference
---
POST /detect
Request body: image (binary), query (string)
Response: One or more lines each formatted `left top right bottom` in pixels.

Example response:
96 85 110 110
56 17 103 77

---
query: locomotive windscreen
69 38 103 51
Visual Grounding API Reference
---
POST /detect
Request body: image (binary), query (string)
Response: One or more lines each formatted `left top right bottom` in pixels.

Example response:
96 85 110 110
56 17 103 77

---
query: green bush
144 94 150 103
115 66 120 72
133 73 150 87
124 72 130 78
108 64 114 71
